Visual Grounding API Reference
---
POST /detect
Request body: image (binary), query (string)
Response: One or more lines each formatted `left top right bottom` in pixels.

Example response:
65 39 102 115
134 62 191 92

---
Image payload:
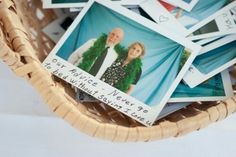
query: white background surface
1 60 236 157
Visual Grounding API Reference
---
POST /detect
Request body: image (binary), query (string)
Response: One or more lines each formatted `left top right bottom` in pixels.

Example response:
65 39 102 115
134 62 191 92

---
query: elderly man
68 28 124 79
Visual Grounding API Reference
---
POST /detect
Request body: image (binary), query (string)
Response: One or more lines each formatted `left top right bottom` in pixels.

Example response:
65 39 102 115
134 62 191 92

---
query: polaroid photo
183 36 236 88
75 3 157 103
198 34 236 55
161 0 199 12
43 0 144 8
42 0 201 126
66 7 155 103
170 69 234 102
42 16 74 43
159 0 234 35
187 1 236 40
139 0 189 36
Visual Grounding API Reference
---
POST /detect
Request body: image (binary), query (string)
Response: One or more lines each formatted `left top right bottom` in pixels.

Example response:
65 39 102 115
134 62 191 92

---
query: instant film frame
183 35 236 88
43 0 144 8
170 70 234 102
187 1 236 40
42 0 201 126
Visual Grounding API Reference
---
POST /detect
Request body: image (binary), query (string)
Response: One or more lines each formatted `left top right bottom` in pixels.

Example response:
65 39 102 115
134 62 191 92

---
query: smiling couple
68 28 145 101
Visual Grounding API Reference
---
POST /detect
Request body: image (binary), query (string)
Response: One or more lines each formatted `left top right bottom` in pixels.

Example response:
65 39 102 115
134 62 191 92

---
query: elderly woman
101 42 145 94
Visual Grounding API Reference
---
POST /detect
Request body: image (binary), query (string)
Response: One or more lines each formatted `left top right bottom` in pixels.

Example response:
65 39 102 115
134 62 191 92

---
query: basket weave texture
1 0 236 142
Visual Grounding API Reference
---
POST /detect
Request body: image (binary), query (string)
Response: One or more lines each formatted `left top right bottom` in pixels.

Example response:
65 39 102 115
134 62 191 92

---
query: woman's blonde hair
128 42 145 58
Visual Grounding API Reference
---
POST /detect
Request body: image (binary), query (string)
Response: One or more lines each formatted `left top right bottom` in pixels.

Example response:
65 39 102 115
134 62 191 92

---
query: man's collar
105 45 114 49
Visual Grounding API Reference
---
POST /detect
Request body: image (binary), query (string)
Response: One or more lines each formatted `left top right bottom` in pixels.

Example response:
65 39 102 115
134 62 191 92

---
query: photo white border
42 0 201 126
169 69 234 102
162 0 199 12
43 0 144 8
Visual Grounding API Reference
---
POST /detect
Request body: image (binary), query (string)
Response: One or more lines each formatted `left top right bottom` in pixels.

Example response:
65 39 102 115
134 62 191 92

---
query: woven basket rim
0 0 236 142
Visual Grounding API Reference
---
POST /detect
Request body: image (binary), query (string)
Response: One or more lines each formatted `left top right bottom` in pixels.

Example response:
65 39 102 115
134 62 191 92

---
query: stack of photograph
41 0 236 126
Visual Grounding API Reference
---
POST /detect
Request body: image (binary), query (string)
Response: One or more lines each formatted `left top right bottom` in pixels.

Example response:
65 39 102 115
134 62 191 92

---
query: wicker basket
1 0 236 142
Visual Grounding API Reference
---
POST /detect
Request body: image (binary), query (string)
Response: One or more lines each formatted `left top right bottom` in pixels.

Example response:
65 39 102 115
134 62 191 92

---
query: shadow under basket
1 0 236 142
